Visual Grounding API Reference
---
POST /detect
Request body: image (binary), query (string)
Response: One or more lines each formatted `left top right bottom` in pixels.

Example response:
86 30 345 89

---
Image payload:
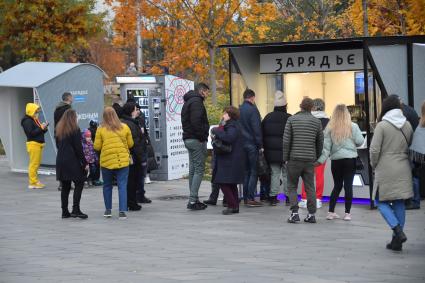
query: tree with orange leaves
107 0 245 104
0 0 104 63
348 0 425 36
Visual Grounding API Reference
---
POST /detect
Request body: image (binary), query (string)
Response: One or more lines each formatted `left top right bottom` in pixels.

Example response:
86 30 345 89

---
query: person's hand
85 165 89 171
259 148 264 153
42 122 49 128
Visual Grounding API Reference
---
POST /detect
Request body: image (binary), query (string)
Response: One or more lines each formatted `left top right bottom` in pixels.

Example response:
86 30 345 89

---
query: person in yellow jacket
21 103 49 189
94 107 134 219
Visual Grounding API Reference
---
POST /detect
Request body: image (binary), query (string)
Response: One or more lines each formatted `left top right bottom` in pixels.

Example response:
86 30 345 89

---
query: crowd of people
21 92 153 220
20 82 424 251
181 84 424 252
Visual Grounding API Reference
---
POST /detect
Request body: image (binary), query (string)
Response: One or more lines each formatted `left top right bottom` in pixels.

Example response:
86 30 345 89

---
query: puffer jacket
94 124 134 169
262 106 291 164
282 111 323 162
317 122 364 163
21 103 48 144
181 90 210 142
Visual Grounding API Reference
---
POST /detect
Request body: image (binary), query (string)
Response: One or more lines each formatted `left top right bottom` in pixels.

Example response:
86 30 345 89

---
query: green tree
0 0 104 65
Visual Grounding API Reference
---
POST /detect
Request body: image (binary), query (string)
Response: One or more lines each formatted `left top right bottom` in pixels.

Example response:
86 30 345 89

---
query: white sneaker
298 199 307 208
145 175 152 184
326 212 340 220
343 213 351 221
316 199 322 209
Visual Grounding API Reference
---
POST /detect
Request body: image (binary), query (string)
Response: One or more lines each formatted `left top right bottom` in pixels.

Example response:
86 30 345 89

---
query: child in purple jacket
82 129 101 186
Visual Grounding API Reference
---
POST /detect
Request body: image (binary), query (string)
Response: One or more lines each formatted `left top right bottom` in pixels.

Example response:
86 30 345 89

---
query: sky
95 0 115 22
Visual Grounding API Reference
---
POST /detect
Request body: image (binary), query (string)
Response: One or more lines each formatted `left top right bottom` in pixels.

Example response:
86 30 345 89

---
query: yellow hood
26 103 40 117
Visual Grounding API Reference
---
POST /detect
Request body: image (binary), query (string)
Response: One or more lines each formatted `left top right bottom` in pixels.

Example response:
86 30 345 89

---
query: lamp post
136 0 143 72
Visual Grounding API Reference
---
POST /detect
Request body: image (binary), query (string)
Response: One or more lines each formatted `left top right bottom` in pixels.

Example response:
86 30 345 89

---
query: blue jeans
102 167 129 212
412 177 421 207
243 144 258 201
375 195 405 229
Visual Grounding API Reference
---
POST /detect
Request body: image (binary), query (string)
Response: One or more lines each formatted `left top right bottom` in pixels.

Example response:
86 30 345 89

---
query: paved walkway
0 157 424 283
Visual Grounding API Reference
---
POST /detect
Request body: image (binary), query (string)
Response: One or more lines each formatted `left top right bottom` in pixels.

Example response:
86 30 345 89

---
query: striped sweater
283 111 324 162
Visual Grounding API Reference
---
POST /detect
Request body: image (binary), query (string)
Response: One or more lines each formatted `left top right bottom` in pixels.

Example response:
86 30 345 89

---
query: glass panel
351 71 373 132
230 55 247 107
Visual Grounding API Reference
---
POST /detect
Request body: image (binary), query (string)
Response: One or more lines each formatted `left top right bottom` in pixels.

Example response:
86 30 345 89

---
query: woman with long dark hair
211 106 245 215
121 102 143 211
370 94 414 251
56 109 88 219
94 107 134 219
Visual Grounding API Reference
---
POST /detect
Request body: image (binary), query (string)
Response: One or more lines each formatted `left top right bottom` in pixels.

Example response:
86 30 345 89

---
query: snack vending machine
117 75 194 180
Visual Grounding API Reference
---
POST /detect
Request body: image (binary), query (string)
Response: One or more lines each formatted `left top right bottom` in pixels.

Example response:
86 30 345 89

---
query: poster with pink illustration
165 75 194 179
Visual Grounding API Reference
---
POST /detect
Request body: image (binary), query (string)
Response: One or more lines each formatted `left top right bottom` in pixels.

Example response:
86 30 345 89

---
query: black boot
386 235 402 251
269 195 278 206
62 209 71 219
203 199 217 205
71 207 88 219
393 225 407 243
222 208 239 215
386 225 407 251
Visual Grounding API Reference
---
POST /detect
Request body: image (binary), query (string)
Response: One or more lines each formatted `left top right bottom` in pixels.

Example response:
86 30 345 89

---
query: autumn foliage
0 0 103 63
0 0 424 94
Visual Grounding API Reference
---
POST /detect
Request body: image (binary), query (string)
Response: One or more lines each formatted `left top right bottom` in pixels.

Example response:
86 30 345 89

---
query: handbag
211 137 232 154
146 144 158 170
355 156 364 170
257 150 270 176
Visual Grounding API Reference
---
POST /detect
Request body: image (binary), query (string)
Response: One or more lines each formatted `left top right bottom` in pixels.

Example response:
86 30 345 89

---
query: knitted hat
274 90 287 107
83 129 91 138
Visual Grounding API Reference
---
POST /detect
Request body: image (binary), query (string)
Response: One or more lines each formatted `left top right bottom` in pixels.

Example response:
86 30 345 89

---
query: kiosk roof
0 62 102 89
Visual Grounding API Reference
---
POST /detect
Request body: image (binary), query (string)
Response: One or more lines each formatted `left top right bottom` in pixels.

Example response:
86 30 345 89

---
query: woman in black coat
211 106 245 215
121 102 144 211
56 109 88 219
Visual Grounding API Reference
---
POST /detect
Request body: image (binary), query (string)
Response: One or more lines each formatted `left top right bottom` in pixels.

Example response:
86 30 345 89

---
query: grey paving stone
0 156 425 283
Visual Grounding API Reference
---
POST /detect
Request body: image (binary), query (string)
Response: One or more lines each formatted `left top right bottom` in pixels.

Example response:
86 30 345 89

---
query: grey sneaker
104 209 112 218
119 211 127 219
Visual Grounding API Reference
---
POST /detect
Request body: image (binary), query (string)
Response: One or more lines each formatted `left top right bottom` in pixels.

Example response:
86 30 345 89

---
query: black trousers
88 162 100 182
329 158 356 213
61 180 84 211
127 163 142 208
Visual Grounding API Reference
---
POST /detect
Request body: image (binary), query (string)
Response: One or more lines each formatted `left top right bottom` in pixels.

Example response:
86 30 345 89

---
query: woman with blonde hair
94 107 134 219
56 109 87 219
317 104 364 221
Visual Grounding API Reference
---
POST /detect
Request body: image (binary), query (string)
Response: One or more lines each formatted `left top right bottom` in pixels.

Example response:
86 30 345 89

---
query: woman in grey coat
370 95 413 251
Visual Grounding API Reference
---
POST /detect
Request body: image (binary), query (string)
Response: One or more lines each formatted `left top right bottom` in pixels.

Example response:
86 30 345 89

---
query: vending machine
117 75 194 181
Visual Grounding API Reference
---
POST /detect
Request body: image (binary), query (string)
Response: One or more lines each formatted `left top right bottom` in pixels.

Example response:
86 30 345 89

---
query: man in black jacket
239 89 263 207
54 92 73 129
262 91 291 206
181 83 210 210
